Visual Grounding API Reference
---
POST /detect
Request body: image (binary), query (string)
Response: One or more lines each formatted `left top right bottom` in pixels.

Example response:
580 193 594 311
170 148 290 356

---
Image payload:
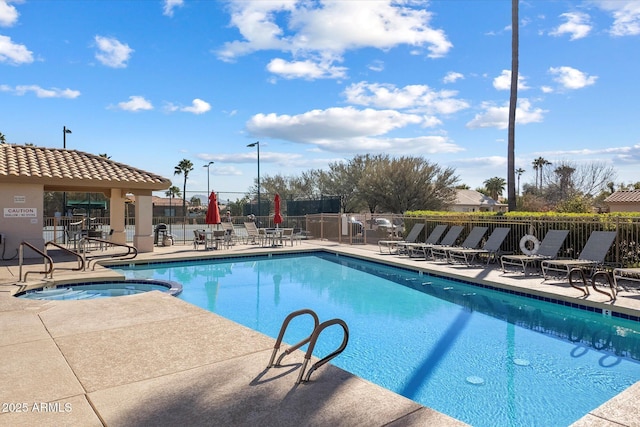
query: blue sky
1 0 639 199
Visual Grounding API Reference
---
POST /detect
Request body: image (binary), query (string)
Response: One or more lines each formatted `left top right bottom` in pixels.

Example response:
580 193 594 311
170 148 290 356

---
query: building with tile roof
0 144 171 255
604 190 640 213
450 189 508 213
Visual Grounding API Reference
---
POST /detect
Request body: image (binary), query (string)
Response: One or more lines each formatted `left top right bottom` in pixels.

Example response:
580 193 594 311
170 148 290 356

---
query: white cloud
94 35 133 68
466 99 547 130
0 34 32 65
493 70 530 91
549 12 592 40
548 66 597 89
165 99 211 114
368 60 384 72
245 106 463 155
592 0 640 36
266 58 347 80
116 96 153 111
443 71 464 84
182 99 211 114
9 85 80 98
163 0 184 17
217 0 452 78
343 82 469 115
541 86 554 93
0 0 19 27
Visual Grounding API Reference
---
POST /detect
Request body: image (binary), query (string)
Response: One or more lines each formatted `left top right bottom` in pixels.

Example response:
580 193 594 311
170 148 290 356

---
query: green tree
174 159 193 217
0 132 6 143
359 155 458 213
507 0 519 211
483 177 506 201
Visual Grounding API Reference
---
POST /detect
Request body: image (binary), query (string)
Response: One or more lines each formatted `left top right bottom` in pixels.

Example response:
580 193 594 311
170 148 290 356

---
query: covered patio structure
0 144 171 255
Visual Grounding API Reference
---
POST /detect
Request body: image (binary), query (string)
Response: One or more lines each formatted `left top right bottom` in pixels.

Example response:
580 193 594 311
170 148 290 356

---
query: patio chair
500 230 569 275
193 229 207 250
408 225 464 259
378 223 424 254
429 226 488 263
281 228 298 246
448 227 511 265
397 224 447 257
221 222 238 245
541 231 617 280
244 222 262 245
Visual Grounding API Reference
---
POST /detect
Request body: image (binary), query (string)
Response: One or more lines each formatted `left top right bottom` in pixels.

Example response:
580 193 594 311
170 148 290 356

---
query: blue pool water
17 279 182 300
112 253 640 427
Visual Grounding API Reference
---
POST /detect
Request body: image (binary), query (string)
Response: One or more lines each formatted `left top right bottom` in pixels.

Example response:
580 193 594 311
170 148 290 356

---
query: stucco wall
0 183 45 259
607 203 640 213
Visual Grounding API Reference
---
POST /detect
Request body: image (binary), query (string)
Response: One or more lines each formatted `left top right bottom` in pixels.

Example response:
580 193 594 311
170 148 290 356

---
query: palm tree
165 186 181 233
506 0 519 211
0 132 6 144
532 157 551 190
515 168 525 196
174 159 193 217
98 153 111 159
484 177 506 201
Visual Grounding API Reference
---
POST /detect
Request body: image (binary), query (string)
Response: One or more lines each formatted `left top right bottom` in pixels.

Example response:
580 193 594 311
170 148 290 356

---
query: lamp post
62 126 72 226
203 161 214 196
247 141 260 218
63 126 72 149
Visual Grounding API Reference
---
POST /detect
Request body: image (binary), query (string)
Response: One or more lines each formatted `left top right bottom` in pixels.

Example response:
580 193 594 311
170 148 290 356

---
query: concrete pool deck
1 240 639 426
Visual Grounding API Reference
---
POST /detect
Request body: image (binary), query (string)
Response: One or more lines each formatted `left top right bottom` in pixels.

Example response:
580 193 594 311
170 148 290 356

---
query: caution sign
4 208 38 218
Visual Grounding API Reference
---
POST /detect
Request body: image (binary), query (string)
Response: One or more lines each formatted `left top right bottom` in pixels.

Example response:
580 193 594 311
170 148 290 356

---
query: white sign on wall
4 208 37 218
14 196 26 203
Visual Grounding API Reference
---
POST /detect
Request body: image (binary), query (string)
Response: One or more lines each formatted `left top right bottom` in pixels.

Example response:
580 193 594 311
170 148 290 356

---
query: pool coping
1 241 639 426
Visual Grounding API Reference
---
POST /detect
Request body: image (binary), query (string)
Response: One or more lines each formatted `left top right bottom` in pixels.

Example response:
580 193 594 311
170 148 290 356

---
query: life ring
519 235 540 256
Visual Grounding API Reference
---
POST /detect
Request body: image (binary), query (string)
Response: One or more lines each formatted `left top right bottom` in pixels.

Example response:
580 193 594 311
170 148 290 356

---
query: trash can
154 223 168 245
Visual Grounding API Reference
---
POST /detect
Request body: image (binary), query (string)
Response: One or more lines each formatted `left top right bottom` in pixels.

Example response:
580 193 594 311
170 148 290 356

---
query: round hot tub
16 279 182 300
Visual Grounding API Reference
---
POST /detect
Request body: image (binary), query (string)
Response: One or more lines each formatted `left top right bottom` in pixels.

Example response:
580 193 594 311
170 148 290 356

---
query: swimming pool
111 252 640 427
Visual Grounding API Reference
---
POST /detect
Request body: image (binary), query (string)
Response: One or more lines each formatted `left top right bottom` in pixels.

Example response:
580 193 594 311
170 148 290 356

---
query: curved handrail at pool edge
80 237 138 270
18 241 53 282
44 241 84 271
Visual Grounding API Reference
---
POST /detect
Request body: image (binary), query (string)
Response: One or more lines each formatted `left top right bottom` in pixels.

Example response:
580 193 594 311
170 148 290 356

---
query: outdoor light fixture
63 126 72 149
247 141 260 218
203 161 214 196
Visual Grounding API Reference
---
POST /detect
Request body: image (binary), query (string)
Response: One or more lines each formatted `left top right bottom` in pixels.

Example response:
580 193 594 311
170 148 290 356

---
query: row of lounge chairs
379 224 628 291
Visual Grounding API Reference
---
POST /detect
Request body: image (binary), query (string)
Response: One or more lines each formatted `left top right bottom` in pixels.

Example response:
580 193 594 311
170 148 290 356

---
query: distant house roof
604 190 640 203
454 189 506 207
0 144 171 192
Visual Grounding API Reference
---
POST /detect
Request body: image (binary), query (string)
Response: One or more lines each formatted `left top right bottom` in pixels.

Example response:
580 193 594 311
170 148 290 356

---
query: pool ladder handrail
80 237 138 270
267 308 350 384
44 241 85 272
18 241 54 282
568 267 616 301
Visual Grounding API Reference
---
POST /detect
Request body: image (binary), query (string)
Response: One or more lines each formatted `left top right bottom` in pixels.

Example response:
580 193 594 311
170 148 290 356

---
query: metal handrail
44 241 84 271
267 309 320 368
80 237 138 270
18 241 54 282
297 318 349 384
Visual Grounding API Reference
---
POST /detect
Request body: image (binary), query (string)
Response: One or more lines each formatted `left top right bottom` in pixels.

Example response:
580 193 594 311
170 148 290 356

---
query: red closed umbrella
273 193 283 226
206 192 221 225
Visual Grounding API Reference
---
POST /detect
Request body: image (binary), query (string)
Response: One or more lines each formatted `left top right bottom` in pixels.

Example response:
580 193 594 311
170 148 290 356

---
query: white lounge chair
448 227 511 265
378 223 424 254
430 226 488 263
398 224 446 257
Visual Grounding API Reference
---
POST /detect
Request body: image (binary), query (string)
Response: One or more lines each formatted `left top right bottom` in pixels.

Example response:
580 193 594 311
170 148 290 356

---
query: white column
109 188 126 245
133 193 154 252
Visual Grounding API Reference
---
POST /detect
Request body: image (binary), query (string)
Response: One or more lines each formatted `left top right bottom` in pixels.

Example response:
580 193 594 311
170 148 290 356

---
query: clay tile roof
0 144 171 190
604 190 640 203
